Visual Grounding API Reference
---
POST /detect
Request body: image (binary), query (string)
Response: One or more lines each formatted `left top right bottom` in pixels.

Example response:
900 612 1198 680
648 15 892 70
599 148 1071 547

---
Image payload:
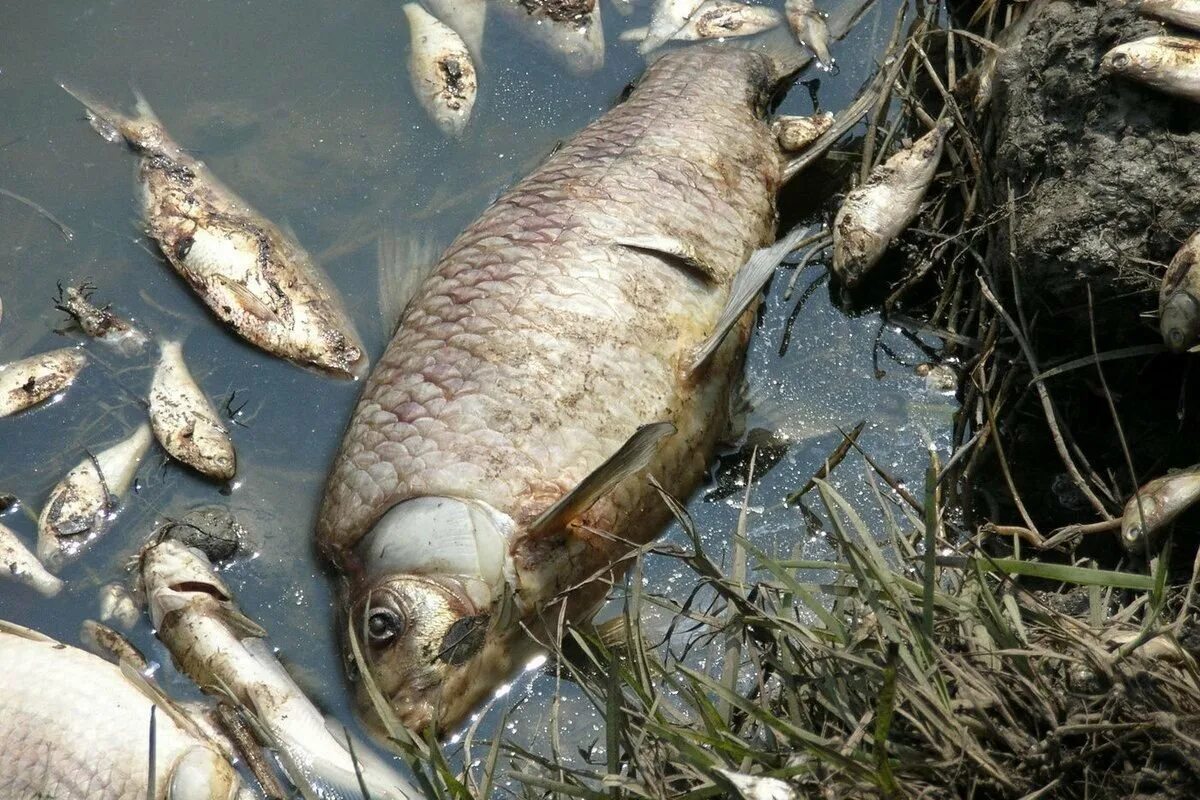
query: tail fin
60 84 159 149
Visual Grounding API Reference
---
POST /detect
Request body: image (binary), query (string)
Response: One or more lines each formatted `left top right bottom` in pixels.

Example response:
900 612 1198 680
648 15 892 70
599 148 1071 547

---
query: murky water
0 0 947 791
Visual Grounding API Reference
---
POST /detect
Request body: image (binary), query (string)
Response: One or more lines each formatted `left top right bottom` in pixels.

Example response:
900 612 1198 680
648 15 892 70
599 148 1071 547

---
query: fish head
344 496 518 735
1101 40 1167 81
1121 471 1200 552
1161 290 1200 352
140 537 264 637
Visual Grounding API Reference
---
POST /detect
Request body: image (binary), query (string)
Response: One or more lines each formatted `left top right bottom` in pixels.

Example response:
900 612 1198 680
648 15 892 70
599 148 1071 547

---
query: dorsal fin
689 224 816 374
527 422 676 538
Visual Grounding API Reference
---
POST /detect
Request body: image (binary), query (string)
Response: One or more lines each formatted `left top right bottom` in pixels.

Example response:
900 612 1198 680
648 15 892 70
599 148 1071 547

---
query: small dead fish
63 87 368 378
655 0 781 41
1140 0 1200 33
1121 468 1200 553
405 2 478 138
424 0 488 58
1159 229 1200 351
140 538 421 800
37 422 152 572
149 340 237 481
99 581 141 630
497 0 605 74
1101 35 1200 102
773 112 834 151
0 347 87 417
80 619 149 671
55 283 149 356
639 0 705 52
0 519 63 597
832 120 951 288
786 0 833 67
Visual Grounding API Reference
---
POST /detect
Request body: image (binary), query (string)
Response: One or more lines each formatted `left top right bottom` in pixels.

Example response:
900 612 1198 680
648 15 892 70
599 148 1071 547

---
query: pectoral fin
209 274 283 325
614 235 721 283
689 224 816 374
528 422 676 538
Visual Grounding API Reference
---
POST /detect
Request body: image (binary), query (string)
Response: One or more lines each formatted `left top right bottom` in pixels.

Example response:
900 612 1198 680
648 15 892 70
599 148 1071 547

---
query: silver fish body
496 0 605 74
140 539 420 800
37 422 152 572
405 3 479 138
0 519 63 596
149 341 236 481
1140 0 1200 32
832 120 950 287
319 46 785 733
1121 468 1200 553
1101 35 1200 102
0 347 87 417
0 621 248 800
1159 228 1200 351
64 88 367 378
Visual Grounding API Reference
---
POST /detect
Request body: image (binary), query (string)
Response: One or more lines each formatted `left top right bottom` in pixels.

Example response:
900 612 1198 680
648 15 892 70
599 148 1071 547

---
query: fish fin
207 274 284 325
689 224 816 374
614 234 721 283
618 26 648 41
527 422 676 538
60 83 134 145
129 86 165 127
118 661 207 738
378 229 441 335
0 619 58 643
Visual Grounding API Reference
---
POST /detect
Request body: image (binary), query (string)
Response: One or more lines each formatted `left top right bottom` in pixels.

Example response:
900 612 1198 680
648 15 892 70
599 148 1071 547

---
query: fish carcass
149 341 237 481
0 519 63 597
319 44 803 734
1159 228 1200 351
0 347 87 417
55 284 150 356
405 3 478 138
0 620 250 800
1101 35 1200 102
495 0 605 75
63 88 367 378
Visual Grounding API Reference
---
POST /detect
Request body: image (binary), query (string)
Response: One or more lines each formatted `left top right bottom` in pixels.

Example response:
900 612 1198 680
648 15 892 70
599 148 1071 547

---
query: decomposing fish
495 0 604 75
0 519 63 597
149 340 237 481
773 112 834 151
1159 229 1200 351
832 119 951 288
81 619 150 672
99 580 142 630
37 422 152 572
1120 468 1200 553
639 0 705 52
140 538 421 800
55 283 150 356
161 505 246 562
1140 0 1200 33
1100 35 1200 102
621 0 781 42
0 347 87 417
63 87 368 378
424 0 487 58
405 3 479 138
786 0 832 67
0 620 250 800
319 45 805 734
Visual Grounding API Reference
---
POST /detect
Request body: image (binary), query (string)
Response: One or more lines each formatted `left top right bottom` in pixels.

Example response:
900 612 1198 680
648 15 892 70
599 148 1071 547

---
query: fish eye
1110 53 1130 70
367 607 405 644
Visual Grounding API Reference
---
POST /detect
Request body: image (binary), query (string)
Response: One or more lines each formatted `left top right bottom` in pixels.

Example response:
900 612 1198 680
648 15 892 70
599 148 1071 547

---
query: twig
0 187 74 240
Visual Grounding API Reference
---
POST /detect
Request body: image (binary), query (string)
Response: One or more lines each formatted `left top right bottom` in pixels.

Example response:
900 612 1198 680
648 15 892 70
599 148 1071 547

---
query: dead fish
786 0 832 67
319 45 802 734
1100 35 1200 102
149 340 236 481
0 519 63 597
0 347 87 417
639 0 705 52
496 0 604 75
37 422 152 572
1159 229 1200 351
55 283 150 356
405 3 478 138
99 580 141 630
62 87 368 378
0 620 250 800
140 538 421 800
1140 0 1200 33
1120 468 1200 553
424 0 487 58
161 505 246 562
832 119 951 288
652 0 781 41
80 619 150 671
773 112 834 151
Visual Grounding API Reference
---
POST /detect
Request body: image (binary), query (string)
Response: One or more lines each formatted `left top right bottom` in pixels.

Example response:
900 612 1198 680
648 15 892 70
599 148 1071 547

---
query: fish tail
59 83 157 148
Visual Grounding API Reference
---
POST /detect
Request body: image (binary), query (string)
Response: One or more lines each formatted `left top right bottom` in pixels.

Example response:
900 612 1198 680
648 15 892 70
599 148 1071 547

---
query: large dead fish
1101 35 1200 102
319 44 801 734
37 422 153 572
0 620 251 800
405 2 478 138
0 519 63 597
149 341 237 481
63 87 368 378
140 538 421 800
495 0 604 75
0 347 87 417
